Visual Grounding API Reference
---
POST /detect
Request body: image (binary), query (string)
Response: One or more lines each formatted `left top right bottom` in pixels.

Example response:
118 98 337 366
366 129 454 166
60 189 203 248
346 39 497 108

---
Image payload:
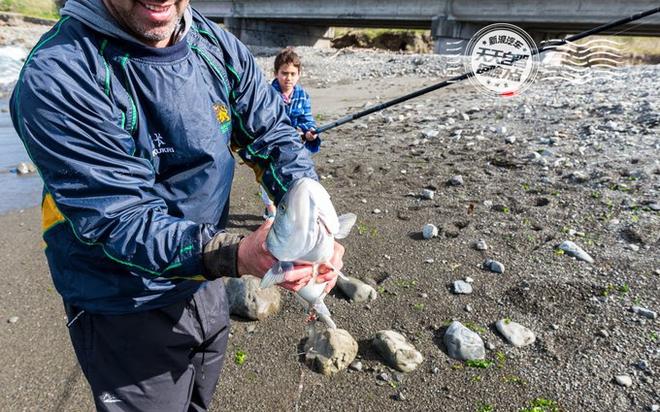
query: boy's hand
304 130 318 141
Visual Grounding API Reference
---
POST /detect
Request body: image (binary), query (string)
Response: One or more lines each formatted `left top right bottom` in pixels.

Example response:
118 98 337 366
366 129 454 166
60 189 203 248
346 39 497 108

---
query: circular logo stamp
464 23 539 96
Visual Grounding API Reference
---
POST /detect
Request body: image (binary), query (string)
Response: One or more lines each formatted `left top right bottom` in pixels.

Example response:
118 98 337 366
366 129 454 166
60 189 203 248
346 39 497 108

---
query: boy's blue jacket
10 2 317 314
271 80 321 153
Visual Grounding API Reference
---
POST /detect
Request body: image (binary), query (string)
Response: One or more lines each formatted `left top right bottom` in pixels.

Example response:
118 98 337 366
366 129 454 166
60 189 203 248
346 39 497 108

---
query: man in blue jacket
10 0 344 410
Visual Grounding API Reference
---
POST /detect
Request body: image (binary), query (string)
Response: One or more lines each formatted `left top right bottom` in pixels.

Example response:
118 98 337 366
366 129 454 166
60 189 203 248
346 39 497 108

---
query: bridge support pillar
224 18 334 48
432 17 481 55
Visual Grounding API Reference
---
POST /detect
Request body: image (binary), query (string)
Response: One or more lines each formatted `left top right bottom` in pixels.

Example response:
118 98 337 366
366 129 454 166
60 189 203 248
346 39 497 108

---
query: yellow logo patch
213 103 231 124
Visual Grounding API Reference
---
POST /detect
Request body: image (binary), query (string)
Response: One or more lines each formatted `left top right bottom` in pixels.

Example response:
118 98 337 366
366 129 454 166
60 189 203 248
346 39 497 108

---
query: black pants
64 280 230 412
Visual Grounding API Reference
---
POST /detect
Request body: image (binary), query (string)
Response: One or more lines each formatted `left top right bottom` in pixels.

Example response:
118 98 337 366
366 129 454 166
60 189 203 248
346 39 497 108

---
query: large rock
337 276 378 303
443 321 485 360
304 328 358 376
372 330 423 372
223 275 281 320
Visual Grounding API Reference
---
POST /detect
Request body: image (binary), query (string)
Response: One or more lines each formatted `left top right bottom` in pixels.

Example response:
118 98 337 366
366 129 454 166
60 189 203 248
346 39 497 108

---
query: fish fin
313 300 337 329
259 262 290 289
335 213 357 239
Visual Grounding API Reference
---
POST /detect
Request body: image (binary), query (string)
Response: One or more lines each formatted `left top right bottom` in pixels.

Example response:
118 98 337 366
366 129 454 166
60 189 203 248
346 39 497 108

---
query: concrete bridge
191 0 660 52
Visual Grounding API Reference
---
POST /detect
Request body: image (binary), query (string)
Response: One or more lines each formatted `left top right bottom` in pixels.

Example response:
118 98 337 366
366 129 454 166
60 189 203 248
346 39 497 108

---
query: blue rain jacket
10 7 316 314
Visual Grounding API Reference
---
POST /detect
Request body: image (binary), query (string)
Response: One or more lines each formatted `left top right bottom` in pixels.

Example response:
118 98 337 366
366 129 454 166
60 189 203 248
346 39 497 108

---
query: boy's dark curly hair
274 48 302 74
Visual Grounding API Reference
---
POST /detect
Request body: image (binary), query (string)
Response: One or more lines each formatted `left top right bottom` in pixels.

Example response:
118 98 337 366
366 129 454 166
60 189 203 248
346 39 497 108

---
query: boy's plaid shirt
271 79 320 152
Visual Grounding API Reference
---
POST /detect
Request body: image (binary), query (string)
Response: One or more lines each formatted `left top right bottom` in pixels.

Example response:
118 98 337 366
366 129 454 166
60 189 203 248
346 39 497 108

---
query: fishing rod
315 5 660 134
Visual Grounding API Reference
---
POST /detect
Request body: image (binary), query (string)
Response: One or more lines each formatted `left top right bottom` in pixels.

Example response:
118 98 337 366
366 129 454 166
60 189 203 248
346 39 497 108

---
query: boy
262 48 319 218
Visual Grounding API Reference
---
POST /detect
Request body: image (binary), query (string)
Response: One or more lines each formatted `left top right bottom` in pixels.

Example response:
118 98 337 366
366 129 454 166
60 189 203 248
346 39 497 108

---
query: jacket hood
61 0 192 47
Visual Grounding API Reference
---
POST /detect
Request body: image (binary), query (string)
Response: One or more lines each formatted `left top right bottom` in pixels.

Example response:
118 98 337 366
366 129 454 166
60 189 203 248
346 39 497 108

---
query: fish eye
279 202 286 212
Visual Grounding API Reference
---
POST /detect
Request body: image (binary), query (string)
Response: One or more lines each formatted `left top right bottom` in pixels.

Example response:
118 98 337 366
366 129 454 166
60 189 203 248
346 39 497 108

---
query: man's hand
317 241 345 293
236 219 277 277
303 130 318 142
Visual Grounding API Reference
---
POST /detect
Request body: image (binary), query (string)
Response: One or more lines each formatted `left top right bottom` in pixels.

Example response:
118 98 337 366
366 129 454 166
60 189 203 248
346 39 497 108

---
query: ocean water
0 46 43 215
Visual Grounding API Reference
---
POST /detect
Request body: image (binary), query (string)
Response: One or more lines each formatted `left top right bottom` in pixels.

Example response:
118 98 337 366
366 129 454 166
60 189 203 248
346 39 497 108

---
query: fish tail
313 299 337 329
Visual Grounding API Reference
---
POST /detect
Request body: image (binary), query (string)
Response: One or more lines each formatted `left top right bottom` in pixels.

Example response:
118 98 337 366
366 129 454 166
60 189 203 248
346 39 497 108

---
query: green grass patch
465 359 493 369
495 351 506 368
476 404 495 412
0 0 59 20
503 375 526 385
464 321 487 335
334 27 429 40
393 279 417 289
234 349 247 365
519 398 559 412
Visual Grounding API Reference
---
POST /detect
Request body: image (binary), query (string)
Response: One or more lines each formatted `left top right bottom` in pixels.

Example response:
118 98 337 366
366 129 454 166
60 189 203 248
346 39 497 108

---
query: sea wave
0 46 28 95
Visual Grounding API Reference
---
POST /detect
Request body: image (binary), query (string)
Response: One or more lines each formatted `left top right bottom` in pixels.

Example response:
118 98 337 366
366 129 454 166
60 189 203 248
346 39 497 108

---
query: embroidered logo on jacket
151 132 175 157
213 103 231 133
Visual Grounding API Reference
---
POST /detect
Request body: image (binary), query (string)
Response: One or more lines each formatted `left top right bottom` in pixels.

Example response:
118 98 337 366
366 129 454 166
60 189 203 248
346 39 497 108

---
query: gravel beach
1 16 658 412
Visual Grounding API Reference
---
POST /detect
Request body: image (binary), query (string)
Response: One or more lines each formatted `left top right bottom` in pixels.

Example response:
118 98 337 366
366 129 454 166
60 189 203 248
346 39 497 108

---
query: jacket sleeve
298 91 321 153
296 91 317 134
214 29 318 203
10 54 219 280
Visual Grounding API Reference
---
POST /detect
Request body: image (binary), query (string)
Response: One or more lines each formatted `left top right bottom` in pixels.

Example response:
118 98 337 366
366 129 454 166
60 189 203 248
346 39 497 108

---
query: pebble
614 375 633 387
16 162 36 175
504 135 516 144
496 319 536 347
422 129 439 139
373 209 382 214
452 280 473 294
483 259 505 274
7 316 18 324
421 189 435 200
448 175 464 186
337 276 378 303
372 330 424 372
474 239 488 251
422 224 438 239
557 240 594 264
349 360 363 372
630 306 657 320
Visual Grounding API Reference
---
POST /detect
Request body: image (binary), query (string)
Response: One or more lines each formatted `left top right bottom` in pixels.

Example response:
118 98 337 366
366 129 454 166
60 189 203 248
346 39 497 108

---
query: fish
259 178 357 329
